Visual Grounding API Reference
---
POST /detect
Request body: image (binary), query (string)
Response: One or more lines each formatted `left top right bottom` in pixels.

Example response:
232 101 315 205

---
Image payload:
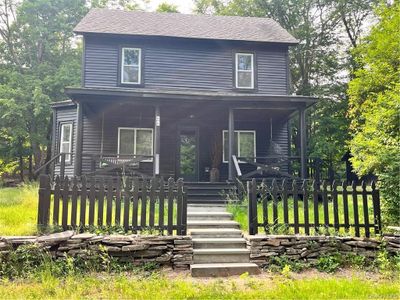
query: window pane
239 132 255 158
124 49 139 65
238 55 252 70
136 130 153 156
238 71 252 88
119 129 135 155
123 66 139 83
62 125 71 142
223 131 238 162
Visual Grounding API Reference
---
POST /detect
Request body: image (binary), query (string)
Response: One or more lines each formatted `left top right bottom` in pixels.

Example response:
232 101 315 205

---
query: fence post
247 179 258 235
60 153 66 179
177 178 183 235
371 181 381 234
38 174 51 230
182 185 188 236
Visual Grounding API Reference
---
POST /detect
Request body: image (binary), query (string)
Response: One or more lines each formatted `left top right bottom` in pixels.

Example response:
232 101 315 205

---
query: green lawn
0 273 398 299
0 185 38 235
227 195 378 236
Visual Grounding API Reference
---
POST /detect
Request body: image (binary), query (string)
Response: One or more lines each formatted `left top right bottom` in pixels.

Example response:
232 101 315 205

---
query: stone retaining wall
0 231 193 270
247 234 400 266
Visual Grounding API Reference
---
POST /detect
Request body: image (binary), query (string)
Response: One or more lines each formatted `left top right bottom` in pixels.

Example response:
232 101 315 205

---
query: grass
0 184 38 236
0 184 177 236
227 195 377 236
0 272 399 299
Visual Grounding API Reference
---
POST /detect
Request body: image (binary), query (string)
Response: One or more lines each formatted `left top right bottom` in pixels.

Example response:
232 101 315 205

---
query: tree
156 2 179 13
0 0 87 180
348 2 400 224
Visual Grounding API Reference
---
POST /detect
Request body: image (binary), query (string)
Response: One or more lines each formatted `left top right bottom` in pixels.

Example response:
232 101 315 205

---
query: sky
147 0 195 13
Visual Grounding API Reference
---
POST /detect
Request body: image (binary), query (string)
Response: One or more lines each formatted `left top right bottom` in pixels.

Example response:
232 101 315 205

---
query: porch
66 87 316 182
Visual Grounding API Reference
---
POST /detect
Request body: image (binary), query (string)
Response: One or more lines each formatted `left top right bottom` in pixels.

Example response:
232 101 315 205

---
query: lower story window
59 123 72 163
222 130 256 163
118 127 153 161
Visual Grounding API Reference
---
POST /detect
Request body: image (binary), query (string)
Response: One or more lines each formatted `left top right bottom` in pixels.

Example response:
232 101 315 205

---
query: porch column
299 106 307 179
228 108 235 181
74 102 83 177
153 105 161 176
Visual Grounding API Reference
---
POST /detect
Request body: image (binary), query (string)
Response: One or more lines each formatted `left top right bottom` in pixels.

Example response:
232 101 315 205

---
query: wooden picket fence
247 179 382 237
38 175 187 235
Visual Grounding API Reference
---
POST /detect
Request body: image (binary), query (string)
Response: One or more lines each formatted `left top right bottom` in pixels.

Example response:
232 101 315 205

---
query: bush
316 253 342 273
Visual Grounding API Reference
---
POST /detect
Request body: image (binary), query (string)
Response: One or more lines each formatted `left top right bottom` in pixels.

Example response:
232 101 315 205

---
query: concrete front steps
188 204 260 277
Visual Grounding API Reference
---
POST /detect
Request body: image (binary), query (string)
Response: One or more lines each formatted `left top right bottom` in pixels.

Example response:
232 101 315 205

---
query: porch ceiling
65 87 317 109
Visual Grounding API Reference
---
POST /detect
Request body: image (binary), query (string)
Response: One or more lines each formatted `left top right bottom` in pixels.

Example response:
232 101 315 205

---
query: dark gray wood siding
83 35 289 94
53 105 77 177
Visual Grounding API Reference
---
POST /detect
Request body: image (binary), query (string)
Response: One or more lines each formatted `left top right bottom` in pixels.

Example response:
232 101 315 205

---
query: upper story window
59 123 72 163
121 48 141 84
235 53 254 89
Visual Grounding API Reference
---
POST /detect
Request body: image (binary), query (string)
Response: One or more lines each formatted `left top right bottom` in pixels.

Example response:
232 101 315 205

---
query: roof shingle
74 9 298 44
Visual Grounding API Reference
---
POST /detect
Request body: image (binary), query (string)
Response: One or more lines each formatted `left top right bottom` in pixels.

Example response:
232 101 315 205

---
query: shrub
316 253 342 273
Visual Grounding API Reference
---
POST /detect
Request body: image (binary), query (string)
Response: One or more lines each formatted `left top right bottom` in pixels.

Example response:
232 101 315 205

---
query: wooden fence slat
61 176 69 230
332 180 339 232
88 177 96 226
167 177 174 235
132 178 139 232
282 179 289 227
97 177 105 227
123 179 132 231
312 180 319 234
106 177 113 227
149 177 156 228
140 179 148 228
302 180 310 235
115 177 121 226
261 179 269 234
361 181 370 238
292 180 299 234
342 181 350 233
80 176 87 227
352 180 360 237
70 177 78 228
271 179 278 232
322 181 329 232
53 176 61 226
177 178 183 235
158 178 165 234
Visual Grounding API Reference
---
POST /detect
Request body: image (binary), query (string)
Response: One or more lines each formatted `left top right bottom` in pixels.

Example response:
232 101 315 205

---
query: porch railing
247 178 381 238
83 153 153 176
232 155 341 181
38 174 187 235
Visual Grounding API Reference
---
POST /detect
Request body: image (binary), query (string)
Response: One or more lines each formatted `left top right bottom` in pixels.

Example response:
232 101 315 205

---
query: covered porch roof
65 87 317 109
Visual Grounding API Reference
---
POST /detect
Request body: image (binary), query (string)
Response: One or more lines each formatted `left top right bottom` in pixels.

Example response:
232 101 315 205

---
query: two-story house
52 9 316 183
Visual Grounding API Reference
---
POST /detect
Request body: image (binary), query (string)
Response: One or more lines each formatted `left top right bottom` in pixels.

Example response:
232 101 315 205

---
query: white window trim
222 130 256 163
121 47 142 85
60 123 72 163
235 52 254 89
117 127 153 162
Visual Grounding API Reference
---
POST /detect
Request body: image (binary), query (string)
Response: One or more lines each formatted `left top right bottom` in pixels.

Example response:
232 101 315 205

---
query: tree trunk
28 154 33 181
19 155 24 183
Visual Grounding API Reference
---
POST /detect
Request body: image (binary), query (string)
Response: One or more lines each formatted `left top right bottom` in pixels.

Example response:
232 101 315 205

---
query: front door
177 127 199 181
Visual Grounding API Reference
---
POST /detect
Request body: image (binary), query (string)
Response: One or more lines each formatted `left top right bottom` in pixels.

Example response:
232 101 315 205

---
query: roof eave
73 30 299 45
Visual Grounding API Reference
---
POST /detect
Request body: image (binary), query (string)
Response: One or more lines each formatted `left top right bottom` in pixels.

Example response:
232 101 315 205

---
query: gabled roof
74 9 298 44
